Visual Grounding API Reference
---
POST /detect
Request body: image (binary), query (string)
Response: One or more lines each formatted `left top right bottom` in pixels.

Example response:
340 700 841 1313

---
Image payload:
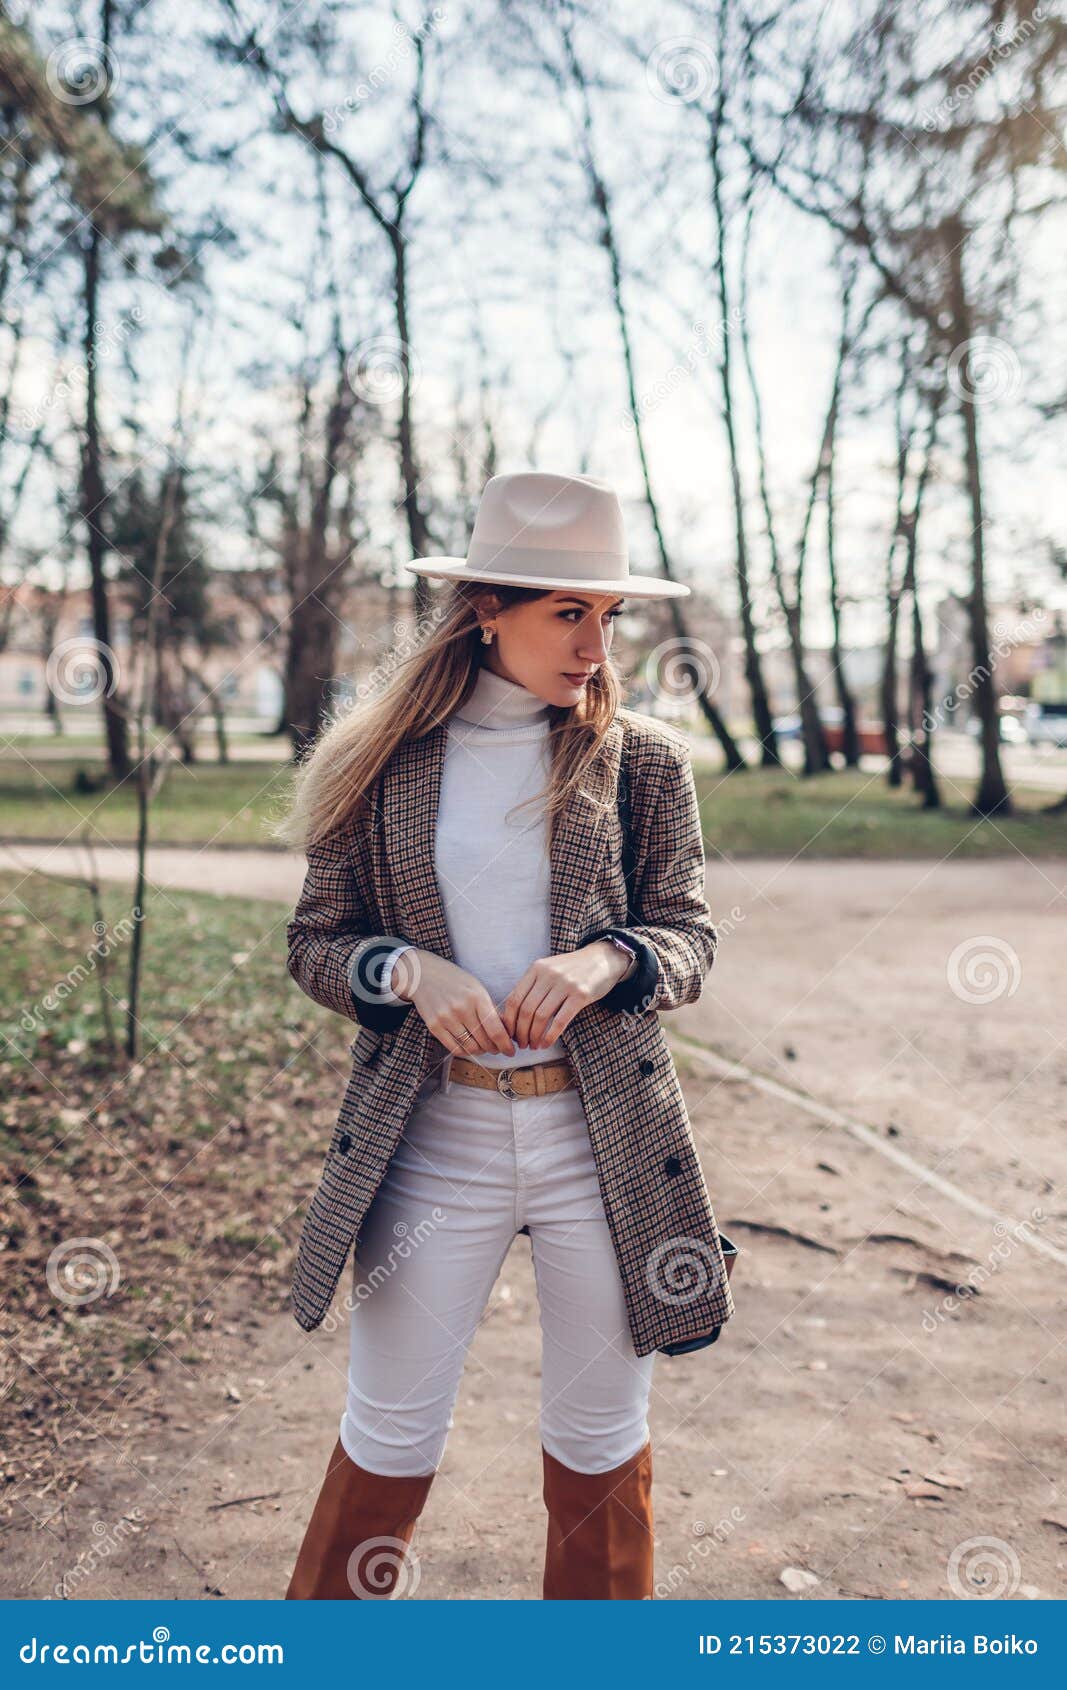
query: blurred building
1 575 1060 732
931 594 1066 712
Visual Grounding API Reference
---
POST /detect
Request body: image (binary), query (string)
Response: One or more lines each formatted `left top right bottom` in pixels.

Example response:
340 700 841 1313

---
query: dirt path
5 848 1065 1600
0 842 303 904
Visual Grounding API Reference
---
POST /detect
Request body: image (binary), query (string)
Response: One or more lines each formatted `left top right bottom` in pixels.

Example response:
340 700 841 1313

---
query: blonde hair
269 582 624 854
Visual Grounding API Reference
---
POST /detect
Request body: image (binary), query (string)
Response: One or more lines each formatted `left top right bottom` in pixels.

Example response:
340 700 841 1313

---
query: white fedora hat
404 470 690 601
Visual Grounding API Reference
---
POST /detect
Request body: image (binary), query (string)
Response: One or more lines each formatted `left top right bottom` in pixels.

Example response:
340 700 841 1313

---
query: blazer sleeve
286 823 415 1033
578 741 716 1017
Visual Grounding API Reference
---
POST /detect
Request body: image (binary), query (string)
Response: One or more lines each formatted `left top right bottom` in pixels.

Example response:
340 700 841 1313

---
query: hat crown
403 466 690 599
471 471 626 561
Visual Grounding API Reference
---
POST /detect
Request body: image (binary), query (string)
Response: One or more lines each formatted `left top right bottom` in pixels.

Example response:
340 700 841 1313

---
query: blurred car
771 714 803 741
1024 701 1067 747
965 713 1029 745
821 717 887 756
772 710 886 755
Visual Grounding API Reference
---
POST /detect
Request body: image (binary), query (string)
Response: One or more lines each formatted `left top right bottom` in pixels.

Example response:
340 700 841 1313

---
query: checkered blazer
285 706 736 1357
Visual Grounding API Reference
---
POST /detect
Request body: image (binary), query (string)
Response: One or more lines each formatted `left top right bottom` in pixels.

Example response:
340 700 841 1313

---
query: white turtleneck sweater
377 664 571 1067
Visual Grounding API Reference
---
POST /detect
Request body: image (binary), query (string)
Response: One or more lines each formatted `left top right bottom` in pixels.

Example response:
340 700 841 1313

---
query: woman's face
479 590 625 707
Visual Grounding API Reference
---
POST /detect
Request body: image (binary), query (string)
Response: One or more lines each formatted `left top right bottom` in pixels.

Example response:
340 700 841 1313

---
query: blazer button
663 1155 681 1176
338 1132 352 1155
639 1059 656 1076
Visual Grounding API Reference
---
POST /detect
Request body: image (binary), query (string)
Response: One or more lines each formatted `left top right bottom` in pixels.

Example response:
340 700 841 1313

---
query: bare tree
242 163 381 756
823 256 878 769
216 0 448 626
512 0 745 767
736 195 830 775
739 0 1066 813
903 386 946 810
700 0 779 765
882 333 946 804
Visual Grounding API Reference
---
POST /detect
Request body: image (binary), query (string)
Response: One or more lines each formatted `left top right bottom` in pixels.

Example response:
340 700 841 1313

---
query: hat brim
404 557 690 601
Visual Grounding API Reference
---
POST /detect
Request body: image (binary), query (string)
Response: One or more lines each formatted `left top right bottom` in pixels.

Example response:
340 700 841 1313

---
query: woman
278 470 735 1601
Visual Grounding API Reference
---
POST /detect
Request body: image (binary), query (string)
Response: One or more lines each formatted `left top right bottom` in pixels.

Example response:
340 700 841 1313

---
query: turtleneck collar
453 662 552 729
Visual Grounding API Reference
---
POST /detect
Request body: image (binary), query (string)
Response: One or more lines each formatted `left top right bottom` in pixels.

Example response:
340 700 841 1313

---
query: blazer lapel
548 717 624 955
385 712 625 964
383 720 455 963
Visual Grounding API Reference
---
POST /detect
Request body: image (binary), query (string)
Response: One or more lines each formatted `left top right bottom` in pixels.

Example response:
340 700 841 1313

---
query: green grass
1 728 280 750
0 867 352 1507
0 748 1063 857
694 765 1065 858
0 757 293 846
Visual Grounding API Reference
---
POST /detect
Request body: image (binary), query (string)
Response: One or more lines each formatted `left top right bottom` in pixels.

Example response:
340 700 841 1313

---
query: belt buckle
495 1066 520 1099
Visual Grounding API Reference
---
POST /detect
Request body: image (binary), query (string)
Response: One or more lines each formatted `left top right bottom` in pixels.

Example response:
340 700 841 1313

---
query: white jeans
339 1054 656 1477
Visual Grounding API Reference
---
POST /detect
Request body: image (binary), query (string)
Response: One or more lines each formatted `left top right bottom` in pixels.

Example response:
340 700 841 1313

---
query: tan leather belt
448 1054 575 1099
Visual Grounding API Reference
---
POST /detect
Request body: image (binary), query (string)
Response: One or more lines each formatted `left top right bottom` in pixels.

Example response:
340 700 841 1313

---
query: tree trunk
286 583 338 757
705 92 777 766
558 23 745 771
82 221 130 779
945 224 1010 817
737 211 827 775
902 383 944 809
127 461 180 1059
825 434 859 766
391 230 434 627
908 587 940 809
882 582 904 788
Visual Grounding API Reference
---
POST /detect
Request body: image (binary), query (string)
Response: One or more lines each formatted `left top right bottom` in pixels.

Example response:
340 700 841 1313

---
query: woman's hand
391 948 518 1058
500 941 634 1049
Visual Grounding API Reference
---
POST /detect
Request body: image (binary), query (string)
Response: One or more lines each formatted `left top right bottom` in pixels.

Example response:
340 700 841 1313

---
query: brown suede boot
285 1436 436 1599
542 1437 655 1599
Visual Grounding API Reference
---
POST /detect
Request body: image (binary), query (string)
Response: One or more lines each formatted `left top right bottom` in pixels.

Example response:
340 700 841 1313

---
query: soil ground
3 846 1065 1602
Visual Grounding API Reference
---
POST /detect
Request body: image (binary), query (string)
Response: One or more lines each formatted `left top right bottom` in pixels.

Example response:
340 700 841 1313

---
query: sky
6 0 1065 659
